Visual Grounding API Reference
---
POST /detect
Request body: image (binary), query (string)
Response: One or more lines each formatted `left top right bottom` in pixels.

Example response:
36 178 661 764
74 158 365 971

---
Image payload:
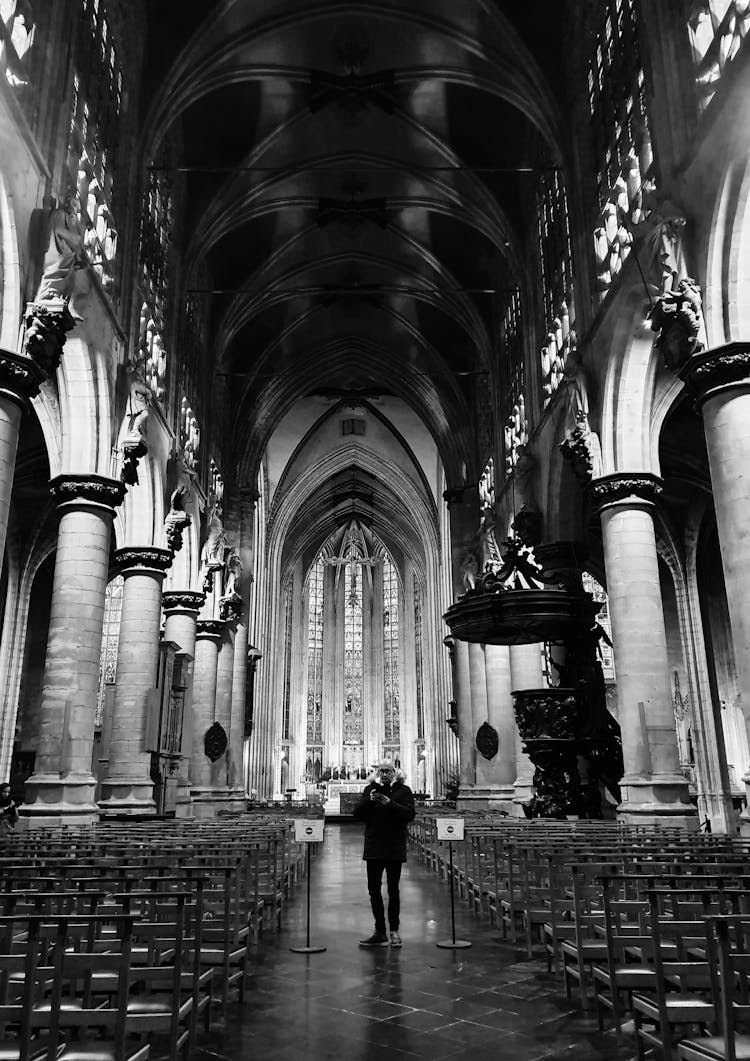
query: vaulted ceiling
141 0 567 491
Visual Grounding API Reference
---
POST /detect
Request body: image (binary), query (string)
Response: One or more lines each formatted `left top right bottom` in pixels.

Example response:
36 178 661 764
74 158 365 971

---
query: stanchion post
290 819 326 954
436 818 471 949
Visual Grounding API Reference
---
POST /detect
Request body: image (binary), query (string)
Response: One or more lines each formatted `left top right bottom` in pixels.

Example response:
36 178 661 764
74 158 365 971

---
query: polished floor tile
197 822 636 1060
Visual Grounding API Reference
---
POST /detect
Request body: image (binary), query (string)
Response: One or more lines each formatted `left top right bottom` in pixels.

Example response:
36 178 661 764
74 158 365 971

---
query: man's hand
370 791 390 805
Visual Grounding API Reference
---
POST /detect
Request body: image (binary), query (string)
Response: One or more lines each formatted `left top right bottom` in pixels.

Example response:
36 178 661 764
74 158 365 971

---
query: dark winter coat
352 779 416 862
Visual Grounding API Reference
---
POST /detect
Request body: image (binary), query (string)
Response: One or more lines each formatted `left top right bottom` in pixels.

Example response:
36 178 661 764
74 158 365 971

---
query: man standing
353 759 415 948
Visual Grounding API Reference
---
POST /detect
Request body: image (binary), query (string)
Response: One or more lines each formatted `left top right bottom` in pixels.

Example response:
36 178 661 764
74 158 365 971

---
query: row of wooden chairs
409 815 750 1060
0 815 315 1061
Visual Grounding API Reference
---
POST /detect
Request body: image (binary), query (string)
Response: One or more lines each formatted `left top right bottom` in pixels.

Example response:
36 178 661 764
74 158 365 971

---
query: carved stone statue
124 374 152 444
638 191 688 293
164 487 191 553
648 276 704 371
560 409 603 484
459 551 479 593
23 300 75 374
36 195 87 305
201 501 228 592
512 444 537 511
476 506 502 573
224 548 242 597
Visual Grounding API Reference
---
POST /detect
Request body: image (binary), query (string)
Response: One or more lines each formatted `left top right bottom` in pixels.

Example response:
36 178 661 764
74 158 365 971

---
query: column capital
679 341 750 409
113 546 173 576
0 348 47 408
590 472 663 511
196 618 225 642
24 298 76 375
240 486 260 505
49 474 126 514
162 590 205 616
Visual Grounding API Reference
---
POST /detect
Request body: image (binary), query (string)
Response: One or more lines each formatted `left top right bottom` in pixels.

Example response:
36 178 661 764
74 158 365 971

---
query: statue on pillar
648 277 704 371
558 349 603 484
200 496 228 593
164 487 191 553
119 370 152 487
35 194 88 306
459 550 480 593
219 547 242 621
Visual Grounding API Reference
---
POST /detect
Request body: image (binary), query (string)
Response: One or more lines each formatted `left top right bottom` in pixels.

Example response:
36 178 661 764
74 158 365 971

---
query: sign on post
294 819 325 843
436 817 465 842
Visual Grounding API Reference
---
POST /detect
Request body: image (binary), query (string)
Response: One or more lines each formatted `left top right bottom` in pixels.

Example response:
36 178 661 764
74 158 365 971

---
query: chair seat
0 1036 58 1061
678 1035 750 1061
634 993 714 1022
57 1046 150 1061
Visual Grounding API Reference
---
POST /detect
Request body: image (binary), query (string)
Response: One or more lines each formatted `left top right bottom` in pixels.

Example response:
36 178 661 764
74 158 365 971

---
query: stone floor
198 822 638 1061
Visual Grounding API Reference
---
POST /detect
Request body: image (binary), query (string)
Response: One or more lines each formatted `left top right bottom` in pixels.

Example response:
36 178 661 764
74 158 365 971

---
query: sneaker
390 931 402 948
359 931 389 947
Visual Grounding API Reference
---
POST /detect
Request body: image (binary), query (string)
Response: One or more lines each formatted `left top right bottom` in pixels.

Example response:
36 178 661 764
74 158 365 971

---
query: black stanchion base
289 945 327 953
436 939 472 949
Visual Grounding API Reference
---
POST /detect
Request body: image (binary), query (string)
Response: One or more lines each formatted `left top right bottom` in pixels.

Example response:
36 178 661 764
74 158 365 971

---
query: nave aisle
200 824 635 1061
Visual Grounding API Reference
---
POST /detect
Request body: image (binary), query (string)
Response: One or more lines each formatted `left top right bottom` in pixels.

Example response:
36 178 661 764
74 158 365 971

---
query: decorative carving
590 473 663 508
49 474 126 511
648 277 704 371
475 721 499 761
560 411 603 483
442 486 468 507
164 487 191 553
196 619 225 641
120 438 148 486
680 343 750 408
514 690 579 741
204 722 228 763
224 548 242 597
162 590 205 615
113 546 172 574
200 497 228 592
512 506 542 547
24 299 76 375
0 349 47 405
459 551 480 592
219 591 242 622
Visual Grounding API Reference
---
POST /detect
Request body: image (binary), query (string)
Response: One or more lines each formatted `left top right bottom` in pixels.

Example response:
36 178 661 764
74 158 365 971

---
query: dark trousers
366 859 402 932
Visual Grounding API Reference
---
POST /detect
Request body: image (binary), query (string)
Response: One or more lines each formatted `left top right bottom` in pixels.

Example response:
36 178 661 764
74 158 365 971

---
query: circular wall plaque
476 721 499 760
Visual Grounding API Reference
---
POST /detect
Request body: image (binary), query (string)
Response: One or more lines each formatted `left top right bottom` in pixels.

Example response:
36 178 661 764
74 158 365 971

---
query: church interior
3 1 750 1059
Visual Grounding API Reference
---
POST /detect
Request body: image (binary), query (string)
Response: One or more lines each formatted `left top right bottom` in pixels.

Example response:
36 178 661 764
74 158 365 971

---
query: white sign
437 818 465 842
294 819 325 843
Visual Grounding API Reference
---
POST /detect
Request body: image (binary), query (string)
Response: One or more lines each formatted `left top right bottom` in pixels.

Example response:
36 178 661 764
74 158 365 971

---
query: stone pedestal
681 344 750 830
162 591 205 817
510 643 543 813
98 547 172 816
592 474 696 827
23 475 126 825
190 618 225 817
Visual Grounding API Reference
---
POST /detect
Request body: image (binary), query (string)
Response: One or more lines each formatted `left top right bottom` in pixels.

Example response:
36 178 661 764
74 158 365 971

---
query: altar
323 780 367 817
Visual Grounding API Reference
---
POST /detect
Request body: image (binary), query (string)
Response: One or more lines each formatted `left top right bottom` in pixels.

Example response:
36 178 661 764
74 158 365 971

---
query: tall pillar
227 488 257 803
99 546 172 815
510 642 544 813
210 624 238 810
591 474 696 826
453 638 476 801
681 344 750 828
482 643 516 810
190 618 224 817
0 351 46 568
162 590 205 817
23 474 125 825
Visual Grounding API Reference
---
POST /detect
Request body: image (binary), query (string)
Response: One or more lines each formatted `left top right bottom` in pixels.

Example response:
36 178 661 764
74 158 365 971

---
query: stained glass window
500 287 528 470
282 581 292 741
96 574 123 727
343 561 363 744
306 559 324 743
688 1 750 113
0 0 41 128
587 0 654 303
414 575 424 741
383 556 400 743
66 0 123 292
537 172 576 405
140 168 173 323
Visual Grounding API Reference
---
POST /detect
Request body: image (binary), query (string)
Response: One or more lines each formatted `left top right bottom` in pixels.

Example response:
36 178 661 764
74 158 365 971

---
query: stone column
162 590 205 818
591 473 696 826
210 623 237 809
99 546 172 815
482 643 516 811
227 488 257 803
23 475 125 825
510 642 544 813
680 345 750 826
453 638 476 802
0 350 47 567
190 618 224 817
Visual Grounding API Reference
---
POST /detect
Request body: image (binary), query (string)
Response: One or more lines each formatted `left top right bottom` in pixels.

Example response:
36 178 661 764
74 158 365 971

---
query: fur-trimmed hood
367 768 407 785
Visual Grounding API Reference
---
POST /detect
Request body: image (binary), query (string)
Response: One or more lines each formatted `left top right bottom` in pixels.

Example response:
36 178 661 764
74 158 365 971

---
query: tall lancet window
383 557 400 744
414 575 424 741
306 559 324 743
343 561 364 743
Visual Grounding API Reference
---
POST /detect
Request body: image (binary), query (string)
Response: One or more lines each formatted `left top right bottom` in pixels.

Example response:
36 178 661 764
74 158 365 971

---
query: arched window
383 556 400 744
96 574 123 728
306 559 324 743
343 560 363 744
